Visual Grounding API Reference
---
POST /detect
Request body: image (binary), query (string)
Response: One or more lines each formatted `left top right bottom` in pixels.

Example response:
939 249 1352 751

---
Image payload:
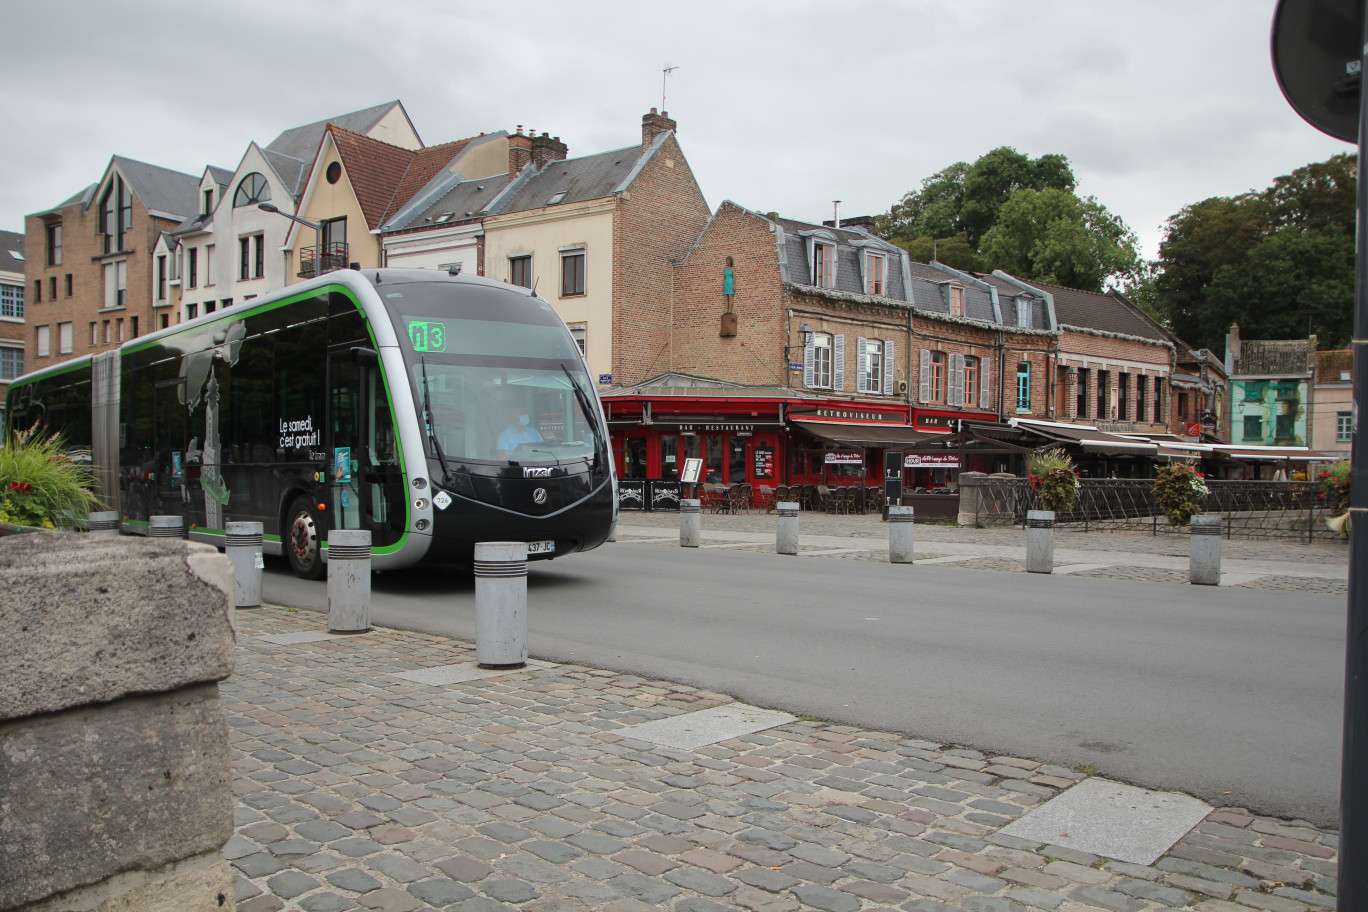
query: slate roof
107 156 200 220
1017 278 1167 343
207 166 233 188
265 101 407 162
261 148 309 199
385 175 507 232
487 143 648 216
0 230 23 274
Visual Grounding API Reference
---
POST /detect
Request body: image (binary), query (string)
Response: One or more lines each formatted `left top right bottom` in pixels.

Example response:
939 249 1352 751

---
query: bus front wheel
285 496 324 580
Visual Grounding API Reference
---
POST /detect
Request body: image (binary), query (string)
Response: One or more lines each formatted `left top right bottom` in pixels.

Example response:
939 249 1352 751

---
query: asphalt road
261 542 1345 827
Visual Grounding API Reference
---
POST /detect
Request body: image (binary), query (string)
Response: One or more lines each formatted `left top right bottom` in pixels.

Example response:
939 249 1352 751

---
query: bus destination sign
408 320 447 352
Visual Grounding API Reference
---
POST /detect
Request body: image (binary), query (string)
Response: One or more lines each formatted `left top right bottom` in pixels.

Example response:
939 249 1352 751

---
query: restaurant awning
790 420 939 448
1008 418 1159 456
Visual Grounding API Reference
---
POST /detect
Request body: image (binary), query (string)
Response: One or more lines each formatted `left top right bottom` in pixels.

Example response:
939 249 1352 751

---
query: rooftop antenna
662 62 679 111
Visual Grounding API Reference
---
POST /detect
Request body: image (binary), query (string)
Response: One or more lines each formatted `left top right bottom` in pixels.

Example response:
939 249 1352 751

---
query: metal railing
298 242 349 278
968 477 1339 541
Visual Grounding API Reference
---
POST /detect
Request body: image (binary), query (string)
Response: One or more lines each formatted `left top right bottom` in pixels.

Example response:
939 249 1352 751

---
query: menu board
752 444 775 479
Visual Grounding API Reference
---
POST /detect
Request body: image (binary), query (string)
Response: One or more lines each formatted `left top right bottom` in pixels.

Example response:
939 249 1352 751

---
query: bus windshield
412 361 602 465
381 278 604 468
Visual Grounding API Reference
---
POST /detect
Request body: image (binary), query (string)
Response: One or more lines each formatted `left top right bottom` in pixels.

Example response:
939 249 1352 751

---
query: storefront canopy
1008 418 1159 456
790 420 939 448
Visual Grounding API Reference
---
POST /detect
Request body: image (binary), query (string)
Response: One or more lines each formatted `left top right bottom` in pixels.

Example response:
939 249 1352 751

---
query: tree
978 189 1141 293
1150 152 1355 352
877 147 1138 290
894 233 983 273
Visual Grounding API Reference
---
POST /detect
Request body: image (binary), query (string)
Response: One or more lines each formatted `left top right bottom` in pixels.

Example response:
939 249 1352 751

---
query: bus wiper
419 356 452 482
561 366 606 471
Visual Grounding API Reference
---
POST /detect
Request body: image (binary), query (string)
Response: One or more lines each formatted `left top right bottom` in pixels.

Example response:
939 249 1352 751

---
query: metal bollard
1189 513 1222 586
1026 509 1055 574
327 529 372 633
776 501 800 555
474 542 528 668
679 498 701 548
88 511 120 534
889 505 915 563
225 521 264 609
149 514 183 538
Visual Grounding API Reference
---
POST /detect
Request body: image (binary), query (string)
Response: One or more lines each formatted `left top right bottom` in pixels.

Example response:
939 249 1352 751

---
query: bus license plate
527 540 555 555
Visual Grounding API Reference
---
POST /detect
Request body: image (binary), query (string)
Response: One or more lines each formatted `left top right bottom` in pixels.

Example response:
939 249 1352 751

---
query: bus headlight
414 498 429 512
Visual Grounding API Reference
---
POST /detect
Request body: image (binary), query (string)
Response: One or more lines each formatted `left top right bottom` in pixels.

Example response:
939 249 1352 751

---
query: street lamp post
258 203 323 279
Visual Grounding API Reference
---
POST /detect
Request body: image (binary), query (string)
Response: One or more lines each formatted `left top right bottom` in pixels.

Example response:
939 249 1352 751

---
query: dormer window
1016 298 1032 328
948 285 964 316
814 242 835 288
203 188 214 215
864 252 886 296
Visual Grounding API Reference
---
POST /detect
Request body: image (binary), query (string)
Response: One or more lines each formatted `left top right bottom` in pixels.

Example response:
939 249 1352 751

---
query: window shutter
919 349 931 404
857 337 868 392
950 354 965 407
804 336 815 388
980 359 991 408
883 341 895 395
833 334 845 391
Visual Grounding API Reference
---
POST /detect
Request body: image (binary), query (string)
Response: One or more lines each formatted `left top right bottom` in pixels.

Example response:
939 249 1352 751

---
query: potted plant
1153 463 1209 527
1319 460 1351 535
0 428 98 532
1027 448 1079 515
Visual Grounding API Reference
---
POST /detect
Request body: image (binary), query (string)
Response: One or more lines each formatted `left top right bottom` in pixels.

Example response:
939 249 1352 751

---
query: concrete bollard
87 511 120 534
679 498 701 548
1026 509 1055 574
225 521 264 609
776 501 800 555
149 514 183 538
1189 513 1222 586
474 542 528 668
326 529 372 633
889 505 915 563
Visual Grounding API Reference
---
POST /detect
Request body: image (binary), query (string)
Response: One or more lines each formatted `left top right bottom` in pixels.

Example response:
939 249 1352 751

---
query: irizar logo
533 488 548 505
523 467 553 478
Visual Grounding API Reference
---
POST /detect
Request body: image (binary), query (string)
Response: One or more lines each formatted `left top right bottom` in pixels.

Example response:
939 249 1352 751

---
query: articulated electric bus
4 268 617 578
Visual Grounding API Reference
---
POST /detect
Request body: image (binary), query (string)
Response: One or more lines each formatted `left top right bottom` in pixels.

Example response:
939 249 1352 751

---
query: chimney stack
642 107 676 150
508 124 532 182
531 132 568 170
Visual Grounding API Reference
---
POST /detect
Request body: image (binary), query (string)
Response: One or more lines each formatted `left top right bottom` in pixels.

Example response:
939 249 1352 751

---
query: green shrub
1153 463 1209 527
1027 447 1078 514
1319 460 1351 516
0 427 98 529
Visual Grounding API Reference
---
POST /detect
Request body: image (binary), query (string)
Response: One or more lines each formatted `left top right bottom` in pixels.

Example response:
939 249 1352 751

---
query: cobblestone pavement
226 608 1337 912
612 511 1349 595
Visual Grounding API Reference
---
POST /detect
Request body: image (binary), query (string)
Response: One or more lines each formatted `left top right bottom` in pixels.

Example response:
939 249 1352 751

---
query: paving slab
389 660 558 686
617 703 798 750
999 778 1212 865
257 631 368 646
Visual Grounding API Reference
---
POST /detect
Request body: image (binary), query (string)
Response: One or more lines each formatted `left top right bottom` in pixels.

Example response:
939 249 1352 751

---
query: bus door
152 376 188 523
327 347 400 540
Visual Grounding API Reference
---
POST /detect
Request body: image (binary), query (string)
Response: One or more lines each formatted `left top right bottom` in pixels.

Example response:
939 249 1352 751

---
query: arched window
233 173 271 208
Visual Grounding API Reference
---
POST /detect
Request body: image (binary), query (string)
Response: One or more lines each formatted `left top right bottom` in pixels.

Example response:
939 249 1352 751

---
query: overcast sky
0 0 1352 261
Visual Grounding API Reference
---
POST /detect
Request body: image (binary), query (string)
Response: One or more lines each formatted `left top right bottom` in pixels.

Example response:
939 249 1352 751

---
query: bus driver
497 406 543 459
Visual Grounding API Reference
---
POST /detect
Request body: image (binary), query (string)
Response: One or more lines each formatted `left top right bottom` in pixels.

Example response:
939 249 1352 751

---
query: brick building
603 203 1061 497
24 157 200 373
1 230 24 428
479 110 711 387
